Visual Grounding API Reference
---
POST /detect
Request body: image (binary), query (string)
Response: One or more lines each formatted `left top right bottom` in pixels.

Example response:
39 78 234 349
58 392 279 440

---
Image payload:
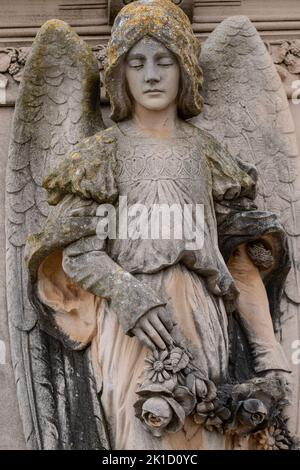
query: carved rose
134 381 195 438
141 397 173 437
237 398 268 428
134 393 186 437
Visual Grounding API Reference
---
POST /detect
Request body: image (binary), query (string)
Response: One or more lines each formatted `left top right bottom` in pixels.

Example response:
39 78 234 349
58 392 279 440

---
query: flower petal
145 357 154 364
161 350 169 361
162 370 171 380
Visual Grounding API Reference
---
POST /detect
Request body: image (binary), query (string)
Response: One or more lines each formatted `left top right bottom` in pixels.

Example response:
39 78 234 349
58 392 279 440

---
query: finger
157 310 175 332
132 327 156 351
142 321 167 350
150 316 174 347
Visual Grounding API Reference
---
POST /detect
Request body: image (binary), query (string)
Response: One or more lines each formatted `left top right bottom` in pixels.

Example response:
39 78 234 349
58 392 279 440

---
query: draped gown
34 121 290 449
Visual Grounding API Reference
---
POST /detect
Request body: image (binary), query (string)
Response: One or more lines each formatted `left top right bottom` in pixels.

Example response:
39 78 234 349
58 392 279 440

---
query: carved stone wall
0 107 26 449
1 0 300 46
268 40 300 149
0 0 300 450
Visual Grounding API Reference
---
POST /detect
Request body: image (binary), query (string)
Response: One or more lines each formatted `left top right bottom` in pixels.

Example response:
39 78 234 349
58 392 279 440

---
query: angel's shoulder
43 126 120 205
73 126 119 159
186 122 256 185
185 122 224 155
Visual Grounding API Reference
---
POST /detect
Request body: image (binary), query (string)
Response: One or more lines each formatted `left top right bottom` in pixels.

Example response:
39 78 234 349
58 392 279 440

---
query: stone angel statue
6 0 300 450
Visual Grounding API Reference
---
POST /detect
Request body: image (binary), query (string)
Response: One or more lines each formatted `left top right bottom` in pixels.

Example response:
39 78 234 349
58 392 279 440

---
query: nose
144 60 160 83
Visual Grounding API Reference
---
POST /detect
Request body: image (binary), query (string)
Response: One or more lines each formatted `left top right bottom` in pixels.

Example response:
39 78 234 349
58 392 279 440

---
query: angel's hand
258 369 292 391
131 306 175 351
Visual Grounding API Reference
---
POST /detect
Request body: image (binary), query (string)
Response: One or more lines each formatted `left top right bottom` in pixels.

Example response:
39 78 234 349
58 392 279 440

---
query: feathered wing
191 15 300 435
6 20 109 449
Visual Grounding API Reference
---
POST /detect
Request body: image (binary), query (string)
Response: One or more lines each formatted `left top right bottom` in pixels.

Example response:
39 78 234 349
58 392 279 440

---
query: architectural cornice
1 40 299 107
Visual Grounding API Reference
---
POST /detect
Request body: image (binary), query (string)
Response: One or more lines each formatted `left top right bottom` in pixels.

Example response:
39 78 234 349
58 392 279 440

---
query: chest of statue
114 133 212 201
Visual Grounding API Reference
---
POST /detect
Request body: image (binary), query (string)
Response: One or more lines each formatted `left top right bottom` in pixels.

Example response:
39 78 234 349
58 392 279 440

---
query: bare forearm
228 244 290 373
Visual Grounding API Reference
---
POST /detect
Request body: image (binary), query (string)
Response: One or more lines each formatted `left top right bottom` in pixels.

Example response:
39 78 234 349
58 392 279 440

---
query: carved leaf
170 347 190 373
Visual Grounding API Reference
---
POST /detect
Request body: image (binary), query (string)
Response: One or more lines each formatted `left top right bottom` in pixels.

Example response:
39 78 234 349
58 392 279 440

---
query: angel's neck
132 102 179 139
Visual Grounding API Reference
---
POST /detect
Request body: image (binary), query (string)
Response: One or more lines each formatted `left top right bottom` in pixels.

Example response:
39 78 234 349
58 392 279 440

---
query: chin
142 101 170 111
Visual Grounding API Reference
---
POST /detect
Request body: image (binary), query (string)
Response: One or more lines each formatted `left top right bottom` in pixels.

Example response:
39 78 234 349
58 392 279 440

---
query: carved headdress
104 0 203 120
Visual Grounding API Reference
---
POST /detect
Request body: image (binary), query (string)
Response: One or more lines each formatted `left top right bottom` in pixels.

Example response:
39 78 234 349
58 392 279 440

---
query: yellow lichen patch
105 0 203 121
41 19 70 32
71 152 80 160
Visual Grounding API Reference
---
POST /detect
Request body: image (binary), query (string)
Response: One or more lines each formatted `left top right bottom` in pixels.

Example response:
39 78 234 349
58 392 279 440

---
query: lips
144 89 164 93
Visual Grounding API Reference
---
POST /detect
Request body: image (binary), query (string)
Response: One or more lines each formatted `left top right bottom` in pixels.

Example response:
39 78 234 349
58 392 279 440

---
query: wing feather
192 15 300 434
6 20 104 449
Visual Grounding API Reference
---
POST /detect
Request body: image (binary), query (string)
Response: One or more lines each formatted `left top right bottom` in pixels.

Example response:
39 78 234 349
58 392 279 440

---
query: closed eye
155 53 175 67
128 61 144 69
126 55 145 68
157 62 174 67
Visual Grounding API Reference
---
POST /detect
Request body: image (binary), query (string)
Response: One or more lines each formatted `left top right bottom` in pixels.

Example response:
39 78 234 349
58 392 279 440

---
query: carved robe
26 122 290 449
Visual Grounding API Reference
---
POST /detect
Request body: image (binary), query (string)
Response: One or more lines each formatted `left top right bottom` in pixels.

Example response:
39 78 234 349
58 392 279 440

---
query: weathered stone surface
2 0 300 451
6 19 107 450
0 106 25 450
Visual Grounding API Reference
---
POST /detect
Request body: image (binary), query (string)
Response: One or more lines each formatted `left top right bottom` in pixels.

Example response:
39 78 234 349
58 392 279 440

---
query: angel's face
125 36 180 112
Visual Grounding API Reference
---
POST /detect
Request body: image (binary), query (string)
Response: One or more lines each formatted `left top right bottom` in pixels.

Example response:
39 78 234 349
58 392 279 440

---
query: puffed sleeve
43 128 119 206
203 135 288 269
205 136 258 226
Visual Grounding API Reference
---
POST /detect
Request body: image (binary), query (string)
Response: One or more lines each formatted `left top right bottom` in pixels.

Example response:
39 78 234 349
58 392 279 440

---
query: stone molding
0 40 299 106
108 0 194 24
